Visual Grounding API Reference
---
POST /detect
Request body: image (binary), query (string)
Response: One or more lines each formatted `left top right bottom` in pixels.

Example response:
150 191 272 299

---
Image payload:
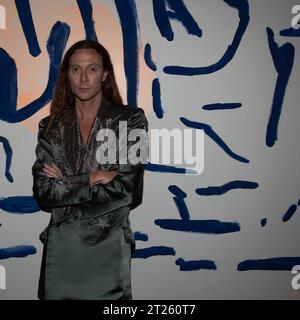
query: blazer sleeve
75 107 149 209
32 118 91 209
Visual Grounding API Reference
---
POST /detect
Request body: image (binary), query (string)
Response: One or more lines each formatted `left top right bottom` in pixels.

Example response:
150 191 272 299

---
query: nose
80 70 88 82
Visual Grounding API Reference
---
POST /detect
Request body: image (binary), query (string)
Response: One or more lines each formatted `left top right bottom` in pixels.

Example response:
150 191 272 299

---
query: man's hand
89 170 118 188
43 163 63 179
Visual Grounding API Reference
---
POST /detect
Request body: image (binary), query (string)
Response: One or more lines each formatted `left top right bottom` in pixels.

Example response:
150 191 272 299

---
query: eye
90 66 98 72
71 66 79 72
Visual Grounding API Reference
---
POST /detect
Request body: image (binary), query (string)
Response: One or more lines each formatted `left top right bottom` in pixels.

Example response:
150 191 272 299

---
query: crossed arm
32 108 148 210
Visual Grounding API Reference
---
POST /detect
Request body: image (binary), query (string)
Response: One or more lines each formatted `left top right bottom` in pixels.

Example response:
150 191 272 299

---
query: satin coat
32 98 148 300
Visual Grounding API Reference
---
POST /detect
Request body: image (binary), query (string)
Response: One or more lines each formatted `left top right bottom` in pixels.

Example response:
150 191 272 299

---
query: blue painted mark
195 180 258 196
145 163 197 174
260 218 267 227
15 0 41 57
134 231 149 241
181 117 249 163
176 258 217 271
152 0 202 41
298 199 300 206
168 185 190 220
144 43 157 71
0 196 40 213
266 27 295 147
132 246 176 259
0 245 37 260
202 103 242 111
238 257 300 271
155 219 240 234
280 27 300 37
152 78 165 118
282 204 298 222
0 136 14 183
163 0 249 75
0 22 70 123
115 0 139 107
77 0 98 41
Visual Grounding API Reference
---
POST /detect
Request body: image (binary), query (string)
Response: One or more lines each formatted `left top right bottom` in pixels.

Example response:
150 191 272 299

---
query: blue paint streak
0 136 14 183
266 27 295 147
176 258 217 271
144 43 157 71
195 180 258 196
132 246 176 259
0 245 37 260
77 0 98 41
134 231 149 241
15 0 41 57
168 185 190 220
0 22 70 123
298 199 300 206
260 218 267 227
152 78 164 118
115 0 139 107
153 0 202 41
163 0 249 75
181 117 249 163
0 196 40 213
238 257 300 271
155 219 240 234
280 27 300 37
145 162 197 174
202 103 242 111
168 185 187 198
282 204 298 222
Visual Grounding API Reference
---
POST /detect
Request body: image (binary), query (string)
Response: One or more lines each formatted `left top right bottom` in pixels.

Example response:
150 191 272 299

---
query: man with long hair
32 40 148 300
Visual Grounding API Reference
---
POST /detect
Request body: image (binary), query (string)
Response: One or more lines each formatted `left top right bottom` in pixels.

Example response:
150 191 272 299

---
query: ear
102 72 108 82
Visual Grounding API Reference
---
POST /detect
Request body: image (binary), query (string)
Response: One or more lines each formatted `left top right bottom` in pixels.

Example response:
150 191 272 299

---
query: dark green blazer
32 98 148 300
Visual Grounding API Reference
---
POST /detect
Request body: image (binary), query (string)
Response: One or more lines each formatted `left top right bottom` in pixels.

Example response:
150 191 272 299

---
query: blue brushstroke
280 27 300 37
0 245 37 260
15 0 41 57
77 0 98 41
260 218 267 227
168 185 190 220
0 196 40 213
153 0 202 41
152 78 165 118
0 136 14 183
238 257 300 271
282 204 298 222
202 103 242 111
195 180 258 196
134 231 149 241
132 246 176 259
266 27 295 147
115 0 139 107
181 117 249 163
155 219 240 234
0 22 70 123
160 184 239 235
144 43 157 71
298 199 300 206
145 163 197 174
163 0 249 75
176 258 217 271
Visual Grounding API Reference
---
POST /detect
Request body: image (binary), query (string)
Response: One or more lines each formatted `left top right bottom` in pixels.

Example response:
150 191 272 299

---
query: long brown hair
45 40 123 134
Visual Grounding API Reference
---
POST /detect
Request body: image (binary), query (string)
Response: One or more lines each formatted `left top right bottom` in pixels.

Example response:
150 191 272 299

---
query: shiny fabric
32 98 148 300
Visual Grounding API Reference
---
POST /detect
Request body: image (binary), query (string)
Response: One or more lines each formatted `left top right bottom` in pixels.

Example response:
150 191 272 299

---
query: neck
75 92 102 121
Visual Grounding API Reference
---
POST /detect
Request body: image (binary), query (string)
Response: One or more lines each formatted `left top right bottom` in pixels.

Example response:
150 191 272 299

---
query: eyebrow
69 63 101 67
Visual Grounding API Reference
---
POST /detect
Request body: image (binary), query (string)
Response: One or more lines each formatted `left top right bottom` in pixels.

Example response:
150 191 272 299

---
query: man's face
68 48 108 102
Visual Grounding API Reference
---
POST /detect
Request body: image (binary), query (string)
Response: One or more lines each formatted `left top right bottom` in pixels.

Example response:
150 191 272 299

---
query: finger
51 163 63 177
43 164 57 175
43 166 60 178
